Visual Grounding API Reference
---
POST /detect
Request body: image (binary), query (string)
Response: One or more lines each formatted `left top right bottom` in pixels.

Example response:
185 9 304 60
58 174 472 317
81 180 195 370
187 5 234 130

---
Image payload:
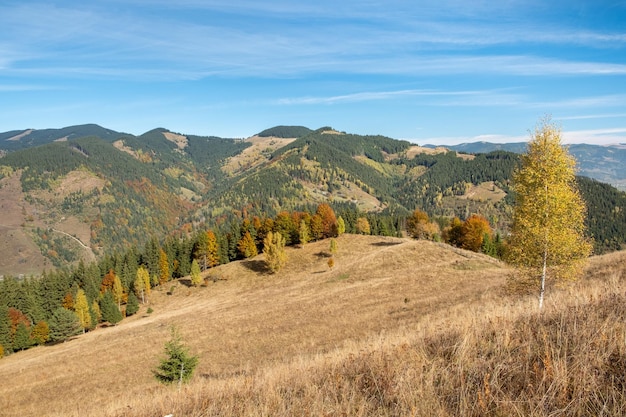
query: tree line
0 201 503 358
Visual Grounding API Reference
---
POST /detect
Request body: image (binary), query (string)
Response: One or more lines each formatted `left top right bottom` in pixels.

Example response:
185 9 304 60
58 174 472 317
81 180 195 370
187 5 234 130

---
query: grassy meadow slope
2 235 625 416
0 234 508 416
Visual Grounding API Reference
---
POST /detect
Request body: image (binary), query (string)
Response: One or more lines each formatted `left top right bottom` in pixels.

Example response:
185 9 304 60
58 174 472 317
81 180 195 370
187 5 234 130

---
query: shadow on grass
370 241 402 247
178 278 193 287
315 251 332 258
242 259 270 274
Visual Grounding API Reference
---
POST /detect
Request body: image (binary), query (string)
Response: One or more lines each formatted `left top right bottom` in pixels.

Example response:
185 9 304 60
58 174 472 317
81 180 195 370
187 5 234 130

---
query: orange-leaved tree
460 215 492 252
206 230 220 268
356 217 371 235
316 203 337 238
406 208 440 240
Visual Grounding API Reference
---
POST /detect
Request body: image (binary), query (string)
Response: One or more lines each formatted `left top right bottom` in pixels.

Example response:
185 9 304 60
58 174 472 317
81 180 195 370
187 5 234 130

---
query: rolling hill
1 234 625 416
0 124 125 152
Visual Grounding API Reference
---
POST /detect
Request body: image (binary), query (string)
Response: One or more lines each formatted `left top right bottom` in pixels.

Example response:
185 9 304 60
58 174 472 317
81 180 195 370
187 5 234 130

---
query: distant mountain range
426 141 626 191
0 124 624 275
2 125 625 189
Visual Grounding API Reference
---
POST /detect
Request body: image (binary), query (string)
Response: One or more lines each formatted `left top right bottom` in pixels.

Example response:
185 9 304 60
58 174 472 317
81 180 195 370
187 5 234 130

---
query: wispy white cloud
0 84 62 92
414 133 528 146
276 89 495 105
555 113 626 121
562 128 626 144
533 95 626 109
1 2 625 80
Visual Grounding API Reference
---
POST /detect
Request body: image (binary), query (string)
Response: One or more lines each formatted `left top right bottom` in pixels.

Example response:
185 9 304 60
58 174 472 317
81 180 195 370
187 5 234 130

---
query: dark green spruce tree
0 305 13 354
153 326 198 388
99 291 123 325
125 291 139 316
48 308 82 342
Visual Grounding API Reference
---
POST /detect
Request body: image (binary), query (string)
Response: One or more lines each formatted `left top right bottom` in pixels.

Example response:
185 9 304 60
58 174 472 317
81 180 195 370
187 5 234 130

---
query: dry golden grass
221 136 296 176
459 181 507 203
1 235 625 416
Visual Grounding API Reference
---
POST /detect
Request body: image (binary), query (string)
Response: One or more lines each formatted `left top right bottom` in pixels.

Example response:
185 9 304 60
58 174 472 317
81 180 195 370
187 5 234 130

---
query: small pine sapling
153 326 199 389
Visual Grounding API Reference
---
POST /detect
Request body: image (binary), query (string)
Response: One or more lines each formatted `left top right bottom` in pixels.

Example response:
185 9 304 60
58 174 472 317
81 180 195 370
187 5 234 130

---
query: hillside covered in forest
0 124 625 277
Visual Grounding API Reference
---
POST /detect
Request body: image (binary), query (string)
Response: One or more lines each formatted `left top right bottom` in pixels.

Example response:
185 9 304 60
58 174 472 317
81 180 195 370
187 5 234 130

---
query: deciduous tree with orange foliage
100 269 117 295
406 209 440 240
316 203 338 238
460 215 492 252
206 230 220 268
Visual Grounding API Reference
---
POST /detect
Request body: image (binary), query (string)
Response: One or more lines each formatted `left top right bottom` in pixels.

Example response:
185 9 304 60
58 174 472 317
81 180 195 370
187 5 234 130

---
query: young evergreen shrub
153 326 198 387
125 292 139 316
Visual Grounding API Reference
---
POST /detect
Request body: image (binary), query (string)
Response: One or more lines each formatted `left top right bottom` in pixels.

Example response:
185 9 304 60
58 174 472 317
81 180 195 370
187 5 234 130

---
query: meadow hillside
1 234 625 416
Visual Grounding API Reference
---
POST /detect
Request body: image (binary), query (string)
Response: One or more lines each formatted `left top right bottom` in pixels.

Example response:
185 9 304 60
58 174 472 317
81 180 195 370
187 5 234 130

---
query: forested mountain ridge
443 141 626 190
0 124 125 152
0 125 625 276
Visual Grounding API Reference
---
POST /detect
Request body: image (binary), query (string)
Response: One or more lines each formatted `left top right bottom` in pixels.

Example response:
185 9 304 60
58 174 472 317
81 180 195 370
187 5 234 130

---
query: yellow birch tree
135 266 150 304
112 274 124 311
508 118 592 309
73 289 91 333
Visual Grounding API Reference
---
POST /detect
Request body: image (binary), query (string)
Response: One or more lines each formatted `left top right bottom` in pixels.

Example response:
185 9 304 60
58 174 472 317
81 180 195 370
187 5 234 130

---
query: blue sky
1 1 625 145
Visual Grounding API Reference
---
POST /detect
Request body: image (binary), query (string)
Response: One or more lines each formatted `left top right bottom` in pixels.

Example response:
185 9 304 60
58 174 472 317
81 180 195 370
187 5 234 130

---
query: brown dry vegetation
459 181 507 203
1 235 625 416
0 173 49 275
162 132 188 150
222 136 296 175
0 169 103 275
395 145 475 162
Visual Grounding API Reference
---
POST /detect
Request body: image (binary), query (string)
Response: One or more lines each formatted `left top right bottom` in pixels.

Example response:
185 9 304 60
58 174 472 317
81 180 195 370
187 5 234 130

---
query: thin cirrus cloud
555 113 626 121
2 3 625 80
276 89 626 111
0 1 625 141
276 89 524 106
